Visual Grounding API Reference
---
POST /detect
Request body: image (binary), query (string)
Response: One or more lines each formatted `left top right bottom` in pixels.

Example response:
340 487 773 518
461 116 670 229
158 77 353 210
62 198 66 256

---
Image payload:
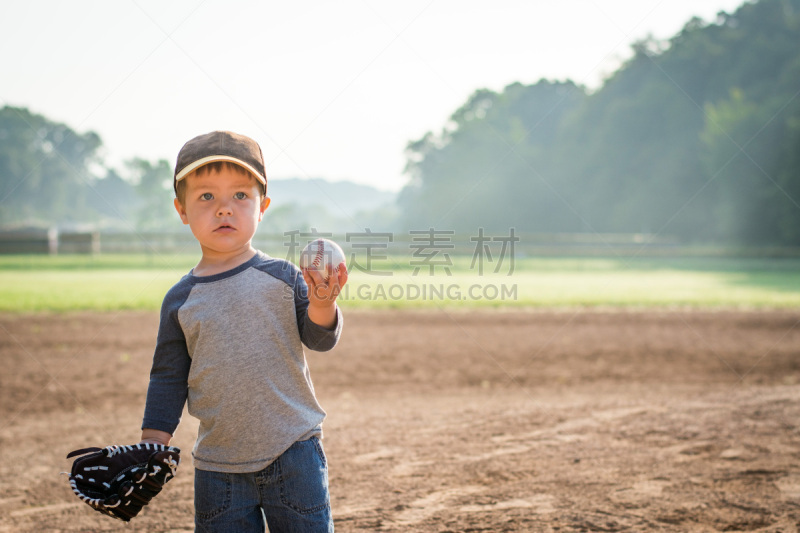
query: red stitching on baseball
312 241 324 268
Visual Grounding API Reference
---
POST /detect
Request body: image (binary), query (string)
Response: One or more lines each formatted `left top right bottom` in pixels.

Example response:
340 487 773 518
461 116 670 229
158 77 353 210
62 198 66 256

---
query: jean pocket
310 436 328 469
194 469 232 521
278 439 331 515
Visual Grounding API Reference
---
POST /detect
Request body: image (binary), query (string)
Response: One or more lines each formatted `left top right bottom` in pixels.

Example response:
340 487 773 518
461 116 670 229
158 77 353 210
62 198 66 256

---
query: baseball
298 238 346 281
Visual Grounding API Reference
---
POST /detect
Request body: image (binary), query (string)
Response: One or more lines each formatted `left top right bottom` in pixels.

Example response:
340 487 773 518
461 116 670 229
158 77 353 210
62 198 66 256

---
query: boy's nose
216 204 233 217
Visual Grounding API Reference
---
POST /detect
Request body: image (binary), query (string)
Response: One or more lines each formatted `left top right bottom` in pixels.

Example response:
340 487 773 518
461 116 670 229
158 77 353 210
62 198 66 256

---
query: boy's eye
233 192 248 200
200 192 213 201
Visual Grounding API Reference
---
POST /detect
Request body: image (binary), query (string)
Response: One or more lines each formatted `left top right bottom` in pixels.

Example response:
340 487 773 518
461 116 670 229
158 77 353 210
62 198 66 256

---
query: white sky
1 0 746 192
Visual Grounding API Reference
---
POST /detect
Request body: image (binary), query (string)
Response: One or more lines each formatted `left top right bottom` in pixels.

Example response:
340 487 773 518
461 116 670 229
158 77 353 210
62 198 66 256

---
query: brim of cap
174 155 267 185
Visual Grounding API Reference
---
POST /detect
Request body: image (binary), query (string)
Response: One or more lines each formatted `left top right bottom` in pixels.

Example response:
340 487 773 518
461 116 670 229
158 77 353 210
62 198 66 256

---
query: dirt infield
1 308 799 532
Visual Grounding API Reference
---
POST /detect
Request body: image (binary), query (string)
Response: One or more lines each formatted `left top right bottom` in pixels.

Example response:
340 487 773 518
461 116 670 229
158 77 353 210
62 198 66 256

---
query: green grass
1 254 799 312
0 253 199 271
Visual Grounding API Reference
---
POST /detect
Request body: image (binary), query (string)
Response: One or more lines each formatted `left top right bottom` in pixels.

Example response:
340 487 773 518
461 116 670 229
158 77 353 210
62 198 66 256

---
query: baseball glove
66 443 181 521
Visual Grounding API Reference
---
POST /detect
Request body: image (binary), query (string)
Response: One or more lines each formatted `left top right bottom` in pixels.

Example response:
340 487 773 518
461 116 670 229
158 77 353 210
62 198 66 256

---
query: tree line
0 105 174 231
399 0 800 245
2 0 799 245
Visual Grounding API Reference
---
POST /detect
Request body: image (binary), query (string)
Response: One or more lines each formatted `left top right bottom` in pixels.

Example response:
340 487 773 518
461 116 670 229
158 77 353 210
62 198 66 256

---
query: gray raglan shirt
141 251 342 473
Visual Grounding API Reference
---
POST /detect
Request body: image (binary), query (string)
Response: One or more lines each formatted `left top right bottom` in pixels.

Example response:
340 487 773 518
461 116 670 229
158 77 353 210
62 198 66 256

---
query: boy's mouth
215 224 235 232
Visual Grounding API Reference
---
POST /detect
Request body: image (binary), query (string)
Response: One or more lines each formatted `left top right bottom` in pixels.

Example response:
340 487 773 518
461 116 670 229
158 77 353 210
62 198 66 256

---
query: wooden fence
0 228 687 257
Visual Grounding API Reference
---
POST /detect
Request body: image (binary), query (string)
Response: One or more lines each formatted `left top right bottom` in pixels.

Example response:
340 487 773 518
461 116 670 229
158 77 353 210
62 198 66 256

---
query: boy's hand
303 262 347 329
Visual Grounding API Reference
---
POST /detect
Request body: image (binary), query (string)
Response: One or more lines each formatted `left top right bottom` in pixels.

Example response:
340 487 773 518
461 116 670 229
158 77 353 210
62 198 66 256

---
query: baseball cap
173 131 267 194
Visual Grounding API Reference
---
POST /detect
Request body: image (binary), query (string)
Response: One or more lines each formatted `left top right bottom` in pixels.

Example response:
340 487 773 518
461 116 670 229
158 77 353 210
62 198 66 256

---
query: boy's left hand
303 262 348 309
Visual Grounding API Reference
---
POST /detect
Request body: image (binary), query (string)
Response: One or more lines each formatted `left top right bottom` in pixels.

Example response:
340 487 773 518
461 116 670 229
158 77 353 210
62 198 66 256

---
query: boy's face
174 166 270 259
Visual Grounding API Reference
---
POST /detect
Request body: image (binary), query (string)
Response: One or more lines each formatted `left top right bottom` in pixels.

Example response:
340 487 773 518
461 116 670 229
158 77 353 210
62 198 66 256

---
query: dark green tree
0 106 102 226
87 167 137 224
128 158 175 230
399 0 800 245
400 80 586 232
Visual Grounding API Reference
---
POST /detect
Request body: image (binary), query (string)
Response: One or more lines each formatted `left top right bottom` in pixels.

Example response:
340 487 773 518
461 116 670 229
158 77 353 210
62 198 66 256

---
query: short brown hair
175 161 266 204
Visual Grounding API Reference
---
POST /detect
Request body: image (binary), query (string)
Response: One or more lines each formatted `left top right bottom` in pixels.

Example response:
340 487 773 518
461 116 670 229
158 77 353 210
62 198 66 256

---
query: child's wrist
307 303 338 329
308 300 336 310
140 428 172 446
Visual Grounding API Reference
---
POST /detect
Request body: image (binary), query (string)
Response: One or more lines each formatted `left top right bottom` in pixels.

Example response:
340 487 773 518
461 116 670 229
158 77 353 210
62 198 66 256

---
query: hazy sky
2 0 746 192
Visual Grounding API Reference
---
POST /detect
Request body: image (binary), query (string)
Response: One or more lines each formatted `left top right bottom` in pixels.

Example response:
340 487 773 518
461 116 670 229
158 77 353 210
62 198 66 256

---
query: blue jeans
194 437 333 533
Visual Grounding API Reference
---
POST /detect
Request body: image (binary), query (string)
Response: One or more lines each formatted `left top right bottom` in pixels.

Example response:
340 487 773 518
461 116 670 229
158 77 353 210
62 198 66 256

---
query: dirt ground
1 308 799 532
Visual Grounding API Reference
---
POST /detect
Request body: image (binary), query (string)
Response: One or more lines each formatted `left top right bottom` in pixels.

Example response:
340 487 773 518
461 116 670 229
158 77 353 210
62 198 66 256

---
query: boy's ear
174 198 189 225
258 195 271 221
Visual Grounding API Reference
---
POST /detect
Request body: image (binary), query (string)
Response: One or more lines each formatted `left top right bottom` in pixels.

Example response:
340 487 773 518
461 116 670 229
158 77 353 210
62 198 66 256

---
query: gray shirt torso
142 251 342 473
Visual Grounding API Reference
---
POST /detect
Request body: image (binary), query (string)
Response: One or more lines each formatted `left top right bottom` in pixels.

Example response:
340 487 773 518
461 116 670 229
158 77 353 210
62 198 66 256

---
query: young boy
140 131 346 532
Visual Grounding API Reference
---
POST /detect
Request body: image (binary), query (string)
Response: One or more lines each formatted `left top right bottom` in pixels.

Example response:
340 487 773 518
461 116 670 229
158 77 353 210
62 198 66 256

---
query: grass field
1 254 799 312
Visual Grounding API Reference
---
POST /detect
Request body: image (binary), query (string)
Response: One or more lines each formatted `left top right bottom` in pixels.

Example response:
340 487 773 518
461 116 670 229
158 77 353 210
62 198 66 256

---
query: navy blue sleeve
141 278 193 434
